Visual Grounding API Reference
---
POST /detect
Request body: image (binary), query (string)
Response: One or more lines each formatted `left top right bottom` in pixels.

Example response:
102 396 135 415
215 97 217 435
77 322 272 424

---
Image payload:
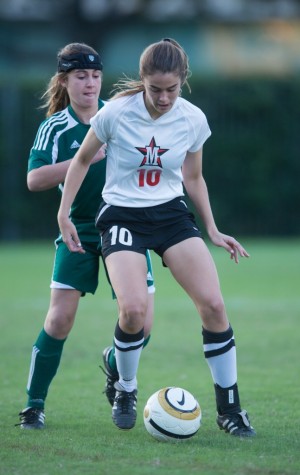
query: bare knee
198 296 228 331
119 300 148 334
44 308 75 339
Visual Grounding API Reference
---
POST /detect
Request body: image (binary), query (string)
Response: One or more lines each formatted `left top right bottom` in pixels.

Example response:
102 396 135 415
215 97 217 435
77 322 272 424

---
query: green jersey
28 100 106 241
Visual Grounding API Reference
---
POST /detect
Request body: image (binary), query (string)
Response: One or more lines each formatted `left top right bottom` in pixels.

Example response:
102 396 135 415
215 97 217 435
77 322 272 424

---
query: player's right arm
27 144 106 192
57 128 103 253
27 160 72 191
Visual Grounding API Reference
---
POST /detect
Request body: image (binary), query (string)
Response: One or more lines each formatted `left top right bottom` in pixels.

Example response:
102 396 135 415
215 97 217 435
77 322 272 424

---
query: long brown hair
40 43 100 117
110 38 191 100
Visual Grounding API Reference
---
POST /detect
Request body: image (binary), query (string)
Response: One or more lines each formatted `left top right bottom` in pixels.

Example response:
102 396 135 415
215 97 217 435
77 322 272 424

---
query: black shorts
96 197 202 260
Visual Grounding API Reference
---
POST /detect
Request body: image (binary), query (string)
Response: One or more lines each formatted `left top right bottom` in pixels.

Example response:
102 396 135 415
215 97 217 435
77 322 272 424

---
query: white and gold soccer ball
143 387 201 442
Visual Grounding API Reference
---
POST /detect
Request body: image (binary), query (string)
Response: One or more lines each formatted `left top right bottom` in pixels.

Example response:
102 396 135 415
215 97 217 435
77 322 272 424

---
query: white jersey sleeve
183 101 211 153
90 96 130 144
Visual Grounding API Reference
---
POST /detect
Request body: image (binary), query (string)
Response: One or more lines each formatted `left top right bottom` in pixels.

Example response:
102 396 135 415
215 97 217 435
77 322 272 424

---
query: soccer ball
143 387 201 442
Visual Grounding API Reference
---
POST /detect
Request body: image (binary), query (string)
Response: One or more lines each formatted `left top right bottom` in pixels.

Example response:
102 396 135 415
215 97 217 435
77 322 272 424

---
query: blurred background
0 0 299 241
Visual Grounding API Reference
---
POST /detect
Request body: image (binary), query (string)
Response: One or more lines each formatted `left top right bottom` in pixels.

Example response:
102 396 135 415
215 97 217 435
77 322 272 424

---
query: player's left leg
163 237 256 437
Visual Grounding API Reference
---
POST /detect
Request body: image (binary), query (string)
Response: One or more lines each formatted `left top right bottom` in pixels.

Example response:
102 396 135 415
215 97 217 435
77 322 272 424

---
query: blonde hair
110 38 191 100
40 43 100 117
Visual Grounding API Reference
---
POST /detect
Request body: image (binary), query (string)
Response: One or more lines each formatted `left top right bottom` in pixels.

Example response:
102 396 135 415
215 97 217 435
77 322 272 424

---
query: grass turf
0 239 299 475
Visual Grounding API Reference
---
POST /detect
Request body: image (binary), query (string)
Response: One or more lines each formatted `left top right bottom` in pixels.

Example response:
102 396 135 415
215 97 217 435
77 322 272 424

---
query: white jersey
90 91 211 207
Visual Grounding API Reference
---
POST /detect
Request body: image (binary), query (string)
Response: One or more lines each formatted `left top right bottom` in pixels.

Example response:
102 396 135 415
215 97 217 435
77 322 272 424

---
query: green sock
108 334 151 373
143 334 151 349
26 328 66 409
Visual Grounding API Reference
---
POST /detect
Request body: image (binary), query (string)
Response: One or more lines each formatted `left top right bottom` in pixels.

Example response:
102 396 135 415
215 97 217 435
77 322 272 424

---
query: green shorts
51 239 155 296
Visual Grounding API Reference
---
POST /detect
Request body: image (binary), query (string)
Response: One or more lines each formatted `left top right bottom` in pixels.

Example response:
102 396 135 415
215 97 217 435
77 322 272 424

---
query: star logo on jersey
135 136 168 169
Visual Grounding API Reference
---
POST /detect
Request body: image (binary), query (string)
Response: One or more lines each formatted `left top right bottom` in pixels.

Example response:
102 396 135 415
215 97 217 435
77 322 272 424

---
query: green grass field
1 239 299 475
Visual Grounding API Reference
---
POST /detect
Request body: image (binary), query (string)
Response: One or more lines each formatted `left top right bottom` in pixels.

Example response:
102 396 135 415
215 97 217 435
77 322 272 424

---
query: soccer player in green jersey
16 42 154 429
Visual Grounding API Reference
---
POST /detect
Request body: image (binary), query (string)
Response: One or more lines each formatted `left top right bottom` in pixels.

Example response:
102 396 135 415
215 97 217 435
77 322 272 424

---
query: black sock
214 383 241 415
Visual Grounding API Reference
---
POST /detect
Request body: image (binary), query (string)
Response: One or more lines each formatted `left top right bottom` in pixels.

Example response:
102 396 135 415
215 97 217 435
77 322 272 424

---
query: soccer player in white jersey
58 38 256 437
16 42 155 429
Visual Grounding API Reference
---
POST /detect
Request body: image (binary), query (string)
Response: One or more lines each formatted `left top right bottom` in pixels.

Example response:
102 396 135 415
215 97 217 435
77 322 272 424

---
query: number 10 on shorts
109 226 133 246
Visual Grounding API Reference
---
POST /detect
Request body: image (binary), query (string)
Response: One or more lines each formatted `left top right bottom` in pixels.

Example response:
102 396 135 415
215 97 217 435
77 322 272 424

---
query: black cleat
112 382 137 430
15 407 45 429
217 409 256 437
100 346 119 406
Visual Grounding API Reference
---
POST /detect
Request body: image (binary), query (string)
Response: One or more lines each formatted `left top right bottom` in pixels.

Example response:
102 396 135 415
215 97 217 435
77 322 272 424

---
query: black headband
58 52 103 72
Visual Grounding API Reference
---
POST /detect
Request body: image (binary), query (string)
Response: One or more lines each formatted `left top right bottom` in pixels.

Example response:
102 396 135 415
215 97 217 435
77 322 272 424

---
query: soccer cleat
112 383 137 430
217 409 256 437
15 407 45 429
100 346 119 406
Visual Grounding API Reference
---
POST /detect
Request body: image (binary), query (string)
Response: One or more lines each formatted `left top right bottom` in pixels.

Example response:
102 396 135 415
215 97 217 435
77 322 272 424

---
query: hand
90 143 107 164
57 215 85 254
209 231 249 264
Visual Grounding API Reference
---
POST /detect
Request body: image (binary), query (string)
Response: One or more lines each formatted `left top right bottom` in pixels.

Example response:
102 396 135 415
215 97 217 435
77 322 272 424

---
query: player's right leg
101 249 155 406
104 249 149 430
102 292 154 406
16 288 81 429
16 240 98 429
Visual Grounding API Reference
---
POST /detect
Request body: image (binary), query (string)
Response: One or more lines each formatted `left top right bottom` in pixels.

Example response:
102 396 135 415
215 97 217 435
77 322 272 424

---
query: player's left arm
182 149 249 263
